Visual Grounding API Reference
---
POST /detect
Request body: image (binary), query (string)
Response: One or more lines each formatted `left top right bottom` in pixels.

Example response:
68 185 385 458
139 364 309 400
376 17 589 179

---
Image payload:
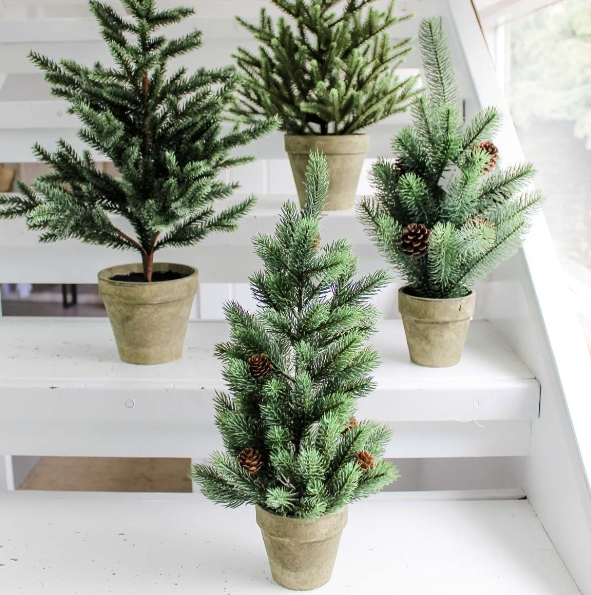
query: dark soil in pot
109 271 188 283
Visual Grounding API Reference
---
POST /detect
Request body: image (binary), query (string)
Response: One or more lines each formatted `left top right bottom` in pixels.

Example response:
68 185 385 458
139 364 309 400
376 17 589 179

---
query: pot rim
284 134 369 155
255 504 347 523
98 262 198 286
399 285 474 302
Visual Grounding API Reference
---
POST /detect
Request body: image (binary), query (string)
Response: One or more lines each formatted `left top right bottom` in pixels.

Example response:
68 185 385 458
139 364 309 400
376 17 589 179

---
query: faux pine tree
359 18 545 299
0 0 277 281
232 0 420 135
192 153 398 519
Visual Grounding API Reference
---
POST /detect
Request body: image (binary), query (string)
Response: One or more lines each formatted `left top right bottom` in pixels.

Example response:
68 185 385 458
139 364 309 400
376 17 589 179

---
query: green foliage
232 0 420 135
191 153 398 519
0 0 278 280
359 18 545 298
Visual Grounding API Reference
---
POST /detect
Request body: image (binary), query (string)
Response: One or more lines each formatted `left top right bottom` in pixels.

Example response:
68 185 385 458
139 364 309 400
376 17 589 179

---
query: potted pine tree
0 0 277 365
191 153 398 591
359 18 545 368
232 0 420 211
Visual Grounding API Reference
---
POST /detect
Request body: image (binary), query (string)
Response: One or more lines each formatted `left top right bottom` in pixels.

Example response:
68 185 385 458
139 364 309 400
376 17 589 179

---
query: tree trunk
142 251 154 282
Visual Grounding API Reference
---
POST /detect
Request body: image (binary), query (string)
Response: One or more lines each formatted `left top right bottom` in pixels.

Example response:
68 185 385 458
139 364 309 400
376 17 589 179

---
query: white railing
448 1 591 592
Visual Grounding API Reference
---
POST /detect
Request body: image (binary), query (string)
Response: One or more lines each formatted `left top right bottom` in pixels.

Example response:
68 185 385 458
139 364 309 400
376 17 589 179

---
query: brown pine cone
238 448 264 475
342 417 357 434
468 216 492 227
355 450 375 472
401 223 430 258
248 353 271 380
312 233 321 252
475 141 499 173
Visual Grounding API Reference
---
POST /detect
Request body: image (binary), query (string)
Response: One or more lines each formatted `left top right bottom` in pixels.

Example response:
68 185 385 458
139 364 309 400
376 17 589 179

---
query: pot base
398 287 476 368
256 506 348 591
285 135 369 211
98 263 199 365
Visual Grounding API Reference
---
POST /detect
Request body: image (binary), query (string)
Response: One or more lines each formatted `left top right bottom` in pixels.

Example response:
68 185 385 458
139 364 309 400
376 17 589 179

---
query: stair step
0 490 579 594
0 197 382 283
0 317 539 458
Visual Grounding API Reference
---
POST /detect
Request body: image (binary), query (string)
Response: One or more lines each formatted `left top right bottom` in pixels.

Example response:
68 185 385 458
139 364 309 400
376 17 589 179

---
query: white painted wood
448 1 591 592
0 420 533 459
0 45 419 75
0 75 418 129
0 317 538 458
0 318 538 422
0 0 429 25
0 458 6 490
4 40 420 75
0 0 419 9
478 0 560 23
198 284 233 320
0 16 419 45
0 491 580 594
387 420 532 458
0 196 384 283
0 455 14 490
0 125 410 162
0 0 426 163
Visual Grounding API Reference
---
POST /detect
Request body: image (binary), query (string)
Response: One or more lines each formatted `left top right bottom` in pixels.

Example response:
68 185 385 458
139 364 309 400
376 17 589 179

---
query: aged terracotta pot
256 505 348 591
284 135 369 210
98 262 198 365
398 286 476 368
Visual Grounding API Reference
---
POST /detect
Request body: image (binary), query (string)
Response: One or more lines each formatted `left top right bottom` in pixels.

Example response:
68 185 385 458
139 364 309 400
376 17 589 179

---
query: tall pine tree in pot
359 18 545 367
191 153 397 591
0 0 278 365
233 0 420 210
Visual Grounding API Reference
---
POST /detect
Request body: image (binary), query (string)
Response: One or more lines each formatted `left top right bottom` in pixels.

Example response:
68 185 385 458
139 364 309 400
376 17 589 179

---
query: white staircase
0 1 590 594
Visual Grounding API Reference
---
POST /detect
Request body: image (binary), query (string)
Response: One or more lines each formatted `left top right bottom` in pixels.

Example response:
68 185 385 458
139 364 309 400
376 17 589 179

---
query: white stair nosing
0 317 539 458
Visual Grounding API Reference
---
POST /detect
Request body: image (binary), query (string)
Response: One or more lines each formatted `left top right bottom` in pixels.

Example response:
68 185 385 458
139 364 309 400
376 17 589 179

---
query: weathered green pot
256 505 348 591
398 286 476 368
98 263 198 365
285 135 369 211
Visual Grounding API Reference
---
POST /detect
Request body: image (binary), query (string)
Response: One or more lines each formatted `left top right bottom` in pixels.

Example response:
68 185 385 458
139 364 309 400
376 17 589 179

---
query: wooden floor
20 457 192 493
0 491 580 594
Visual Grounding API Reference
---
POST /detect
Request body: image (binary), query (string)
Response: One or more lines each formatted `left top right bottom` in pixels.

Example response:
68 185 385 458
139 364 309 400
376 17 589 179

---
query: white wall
0 455 13 490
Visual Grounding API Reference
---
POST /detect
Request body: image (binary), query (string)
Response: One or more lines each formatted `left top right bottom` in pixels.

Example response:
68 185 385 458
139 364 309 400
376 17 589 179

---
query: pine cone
248 353 271 380
475 141 499 173
342 417 357 434
401 223 430 258
312 233 321 252
469 216 492 227
355 450 375 472
238 448 264 475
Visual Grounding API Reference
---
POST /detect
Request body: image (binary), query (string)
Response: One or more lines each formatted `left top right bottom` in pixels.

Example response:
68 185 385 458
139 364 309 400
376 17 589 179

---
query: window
479 0 591 346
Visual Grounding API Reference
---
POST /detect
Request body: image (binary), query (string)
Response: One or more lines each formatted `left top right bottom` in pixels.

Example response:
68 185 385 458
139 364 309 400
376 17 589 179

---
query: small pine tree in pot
0 0 277 365
233 0 420 211
359 18 545 368
191 153 398 591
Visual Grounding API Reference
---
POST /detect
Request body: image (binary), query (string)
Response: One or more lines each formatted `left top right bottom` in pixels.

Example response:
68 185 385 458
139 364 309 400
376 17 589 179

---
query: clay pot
256 505 348 591
398 286 476 368
98 263 198 365
284 135 369 210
